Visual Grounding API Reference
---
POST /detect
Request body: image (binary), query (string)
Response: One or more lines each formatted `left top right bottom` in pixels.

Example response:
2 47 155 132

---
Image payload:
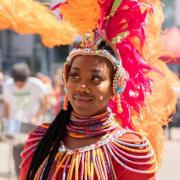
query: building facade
0 0 68 76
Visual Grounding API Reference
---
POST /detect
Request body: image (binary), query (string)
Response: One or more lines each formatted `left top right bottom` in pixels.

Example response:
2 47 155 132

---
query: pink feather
99 0 155 128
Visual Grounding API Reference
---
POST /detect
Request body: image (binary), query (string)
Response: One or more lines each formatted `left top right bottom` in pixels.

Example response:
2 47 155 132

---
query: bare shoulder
115 128 154 156
119 130 147 143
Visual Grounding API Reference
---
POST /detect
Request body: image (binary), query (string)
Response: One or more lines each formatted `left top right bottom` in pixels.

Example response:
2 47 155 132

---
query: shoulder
117 129 154 156
3 78 14 88
20 123 50 168
112 129 157 175
114 128 150 145
28 77 48 94
119 129 147 143
28 77 45 89
2 78 14 98
28 77 43 86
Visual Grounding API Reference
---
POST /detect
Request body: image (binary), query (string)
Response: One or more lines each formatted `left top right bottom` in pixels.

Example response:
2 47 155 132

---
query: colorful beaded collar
66 111 119 138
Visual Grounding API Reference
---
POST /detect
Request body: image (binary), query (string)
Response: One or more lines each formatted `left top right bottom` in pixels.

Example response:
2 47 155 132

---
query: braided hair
26 103 72 180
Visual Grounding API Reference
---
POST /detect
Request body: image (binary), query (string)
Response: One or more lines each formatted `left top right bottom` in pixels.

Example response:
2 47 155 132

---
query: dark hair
11 63 31 82
98 40 117 58
26 103 72 179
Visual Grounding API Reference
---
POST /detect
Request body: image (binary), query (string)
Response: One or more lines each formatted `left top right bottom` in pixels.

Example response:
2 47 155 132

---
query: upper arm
2 82 10 102
2 100 10 118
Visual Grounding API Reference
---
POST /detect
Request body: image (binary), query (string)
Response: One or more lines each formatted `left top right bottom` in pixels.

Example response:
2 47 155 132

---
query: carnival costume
0 0 178 179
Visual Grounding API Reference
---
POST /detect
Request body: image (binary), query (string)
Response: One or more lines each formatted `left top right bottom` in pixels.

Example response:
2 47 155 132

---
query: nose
80 84 87 88
76 83 90 94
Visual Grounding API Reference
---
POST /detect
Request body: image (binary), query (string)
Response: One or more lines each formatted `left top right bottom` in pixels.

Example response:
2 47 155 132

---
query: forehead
70 55 112 72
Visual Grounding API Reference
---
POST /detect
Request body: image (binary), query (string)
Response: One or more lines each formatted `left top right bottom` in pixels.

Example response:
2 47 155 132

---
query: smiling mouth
73 95 94 102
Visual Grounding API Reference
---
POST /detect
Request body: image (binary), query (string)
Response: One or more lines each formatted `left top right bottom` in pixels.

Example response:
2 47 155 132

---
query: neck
66 110 119 138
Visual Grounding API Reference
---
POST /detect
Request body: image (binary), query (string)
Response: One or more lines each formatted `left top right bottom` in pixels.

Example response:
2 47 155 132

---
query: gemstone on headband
66 48 120 70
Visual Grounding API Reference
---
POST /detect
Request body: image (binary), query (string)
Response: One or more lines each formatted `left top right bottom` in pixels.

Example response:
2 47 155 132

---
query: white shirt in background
2 77 47 125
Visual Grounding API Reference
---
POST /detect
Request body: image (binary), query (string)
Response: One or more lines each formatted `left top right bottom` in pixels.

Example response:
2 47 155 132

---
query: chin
71 102 95 116
73 107 107 117
73 109 94 117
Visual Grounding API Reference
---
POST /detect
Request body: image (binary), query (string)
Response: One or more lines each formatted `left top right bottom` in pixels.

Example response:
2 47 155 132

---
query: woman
0 0 177 179
20 39 157 179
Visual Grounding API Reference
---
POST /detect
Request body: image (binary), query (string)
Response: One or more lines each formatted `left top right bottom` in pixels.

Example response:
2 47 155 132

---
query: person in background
36 72 53 96
52 68 65 116
2 62 48 177
36 72 55 122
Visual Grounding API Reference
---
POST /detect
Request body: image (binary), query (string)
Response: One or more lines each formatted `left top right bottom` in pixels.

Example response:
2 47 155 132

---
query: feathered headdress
0 0 178 164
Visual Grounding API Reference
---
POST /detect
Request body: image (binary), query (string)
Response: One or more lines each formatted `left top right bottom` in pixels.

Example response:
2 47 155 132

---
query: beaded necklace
66 111 119 138
21 126 157 180
21 125 157 180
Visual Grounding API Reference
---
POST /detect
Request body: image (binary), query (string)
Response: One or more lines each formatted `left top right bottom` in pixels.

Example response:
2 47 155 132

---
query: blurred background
0 0 180 179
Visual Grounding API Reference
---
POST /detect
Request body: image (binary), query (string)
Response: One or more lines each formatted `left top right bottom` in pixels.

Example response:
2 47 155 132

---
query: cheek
66 82 75 96
95 83 112 102
99 96 104 100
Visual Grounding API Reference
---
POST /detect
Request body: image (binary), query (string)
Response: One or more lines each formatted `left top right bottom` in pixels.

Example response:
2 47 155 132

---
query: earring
63 94 69 111
115 94 123 113
112 66 128 114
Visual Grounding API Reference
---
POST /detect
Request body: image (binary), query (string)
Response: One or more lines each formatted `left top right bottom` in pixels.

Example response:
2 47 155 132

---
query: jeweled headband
67 48 119 70
66 31 121 70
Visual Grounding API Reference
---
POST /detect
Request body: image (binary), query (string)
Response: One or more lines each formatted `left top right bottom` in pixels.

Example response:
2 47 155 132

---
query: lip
73 94 94 105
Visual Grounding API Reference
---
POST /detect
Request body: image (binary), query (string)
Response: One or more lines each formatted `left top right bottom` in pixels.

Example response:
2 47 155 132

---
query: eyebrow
91 69 103 74
71 67 103 74
70 67 80 71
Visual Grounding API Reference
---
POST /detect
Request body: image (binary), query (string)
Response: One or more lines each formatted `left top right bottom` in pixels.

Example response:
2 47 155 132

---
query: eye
69 72 80 81
91 75 103 83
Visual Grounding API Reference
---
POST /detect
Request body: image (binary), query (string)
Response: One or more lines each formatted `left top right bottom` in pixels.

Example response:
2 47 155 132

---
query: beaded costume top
20 123 156 180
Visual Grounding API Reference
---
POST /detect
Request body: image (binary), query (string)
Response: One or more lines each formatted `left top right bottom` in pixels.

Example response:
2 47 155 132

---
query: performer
0 0 178 179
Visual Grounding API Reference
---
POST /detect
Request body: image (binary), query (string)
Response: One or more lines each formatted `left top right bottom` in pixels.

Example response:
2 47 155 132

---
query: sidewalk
157 127 180 180
0 142 16 180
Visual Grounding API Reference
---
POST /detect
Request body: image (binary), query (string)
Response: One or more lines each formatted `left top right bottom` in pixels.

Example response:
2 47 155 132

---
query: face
66 55 114 116
15 81 26 89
